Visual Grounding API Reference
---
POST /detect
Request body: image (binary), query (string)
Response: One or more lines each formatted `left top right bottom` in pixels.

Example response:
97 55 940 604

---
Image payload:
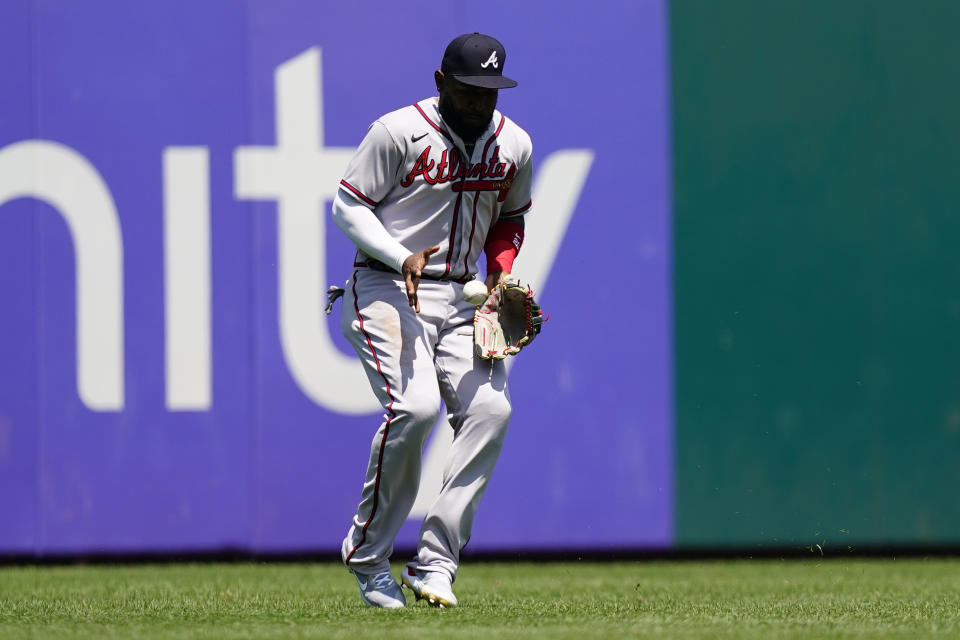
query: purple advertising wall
0 0 672 554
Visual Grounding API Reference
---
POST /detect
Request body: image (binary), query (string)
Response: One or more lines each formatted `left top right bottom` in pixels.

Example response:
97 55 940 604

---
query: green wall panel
672 1 960 548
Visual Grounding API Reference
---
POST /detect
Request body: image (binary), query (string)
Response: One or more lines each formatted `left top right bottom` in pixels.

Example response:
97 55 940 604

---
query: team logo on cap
480 51 499 69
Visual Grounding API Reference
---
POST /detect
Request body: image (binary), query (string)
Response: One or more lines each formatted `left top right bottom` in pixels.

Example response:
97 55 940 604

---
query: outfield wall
2 1 958 557
0 1 672 554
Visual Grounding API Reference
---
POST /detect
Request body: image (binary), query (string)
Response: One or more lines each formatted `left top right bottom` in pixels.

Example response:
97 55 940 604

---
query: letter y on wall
409 149 595 518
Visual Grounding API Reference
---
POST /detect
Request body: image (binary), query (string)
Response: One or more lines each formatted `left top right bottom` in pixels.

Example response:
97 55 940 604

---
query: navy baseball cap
441 33 518 89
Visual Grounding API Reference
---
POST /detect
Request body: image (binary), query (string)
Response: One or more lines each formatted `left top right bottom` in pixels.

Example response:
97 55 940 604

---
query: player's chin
461 110 491 127
475 113 496 127
461 119 490 139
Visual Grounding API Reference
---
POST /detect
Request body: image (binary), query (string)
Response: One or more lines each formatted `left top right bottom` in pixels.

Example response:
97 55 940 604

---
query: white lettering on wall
0 140 125 411
0 48 593 426
163 147 212 410
409 149 595 518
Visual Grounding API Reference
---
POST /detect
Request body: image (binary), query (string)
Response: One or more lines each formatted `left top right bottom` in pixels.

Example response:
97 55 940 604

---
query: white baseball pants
340 268 511 582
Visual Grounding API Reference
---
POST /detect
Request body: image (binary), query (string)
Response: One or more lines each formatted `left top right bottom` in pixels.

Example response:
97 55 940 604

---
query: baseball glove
474 276 544 360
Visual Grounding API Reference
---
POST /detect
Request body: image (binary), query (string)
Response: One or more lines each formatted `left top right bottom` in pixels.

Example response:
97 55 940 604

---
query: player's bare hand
402 245 441 313
484 271 509 293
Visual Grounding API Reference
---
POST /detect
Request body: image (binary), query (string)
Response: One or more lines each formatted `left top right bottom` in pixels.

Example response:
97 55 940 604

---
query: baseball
462 280 489 305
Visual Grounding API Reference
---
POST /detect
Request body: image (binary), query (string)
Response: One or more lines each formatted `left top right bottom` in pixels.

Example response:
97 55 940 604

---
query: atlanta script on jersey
338 97 533 281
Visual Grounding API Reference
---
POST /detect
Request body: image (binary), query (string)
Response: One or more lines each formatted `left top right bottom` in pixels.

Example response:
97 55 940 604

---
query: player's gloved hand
402 245 440 313
474 275 544 360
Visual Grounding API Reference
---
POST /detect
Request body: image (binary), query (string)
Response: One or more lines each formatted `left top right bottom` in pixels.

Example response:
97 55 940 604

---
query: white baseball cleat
353 570 407 609
400 564 458 608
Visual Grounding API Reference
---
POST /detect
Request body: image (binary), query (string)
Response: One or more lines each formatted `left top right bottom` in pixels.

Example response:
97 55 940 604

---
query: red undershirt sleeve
484 219 524 274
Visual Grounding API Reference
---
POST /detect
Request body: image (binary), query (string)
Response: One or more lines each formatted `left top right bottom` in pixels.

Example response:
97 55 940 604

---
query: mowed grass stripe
1 559 958 639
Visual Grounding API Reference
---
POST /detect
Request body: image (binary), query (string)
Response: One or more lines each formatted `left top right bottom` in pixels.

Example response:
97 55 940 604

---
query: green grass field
1 558 958 639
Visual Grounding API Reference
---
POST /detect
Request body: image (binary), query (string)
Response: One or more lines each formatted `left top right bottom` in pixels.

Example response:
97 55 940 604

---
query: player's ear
434 70 445 93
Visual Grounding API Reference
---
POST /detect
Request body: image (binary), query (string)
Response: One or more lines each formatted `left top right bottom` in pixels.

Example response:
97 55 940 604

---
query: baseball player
331 33 533 608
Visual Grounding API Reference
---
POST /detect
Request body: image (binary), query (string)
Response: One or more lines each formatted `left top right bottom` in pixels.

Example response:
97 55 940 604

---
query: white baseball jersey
337 96 533 280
